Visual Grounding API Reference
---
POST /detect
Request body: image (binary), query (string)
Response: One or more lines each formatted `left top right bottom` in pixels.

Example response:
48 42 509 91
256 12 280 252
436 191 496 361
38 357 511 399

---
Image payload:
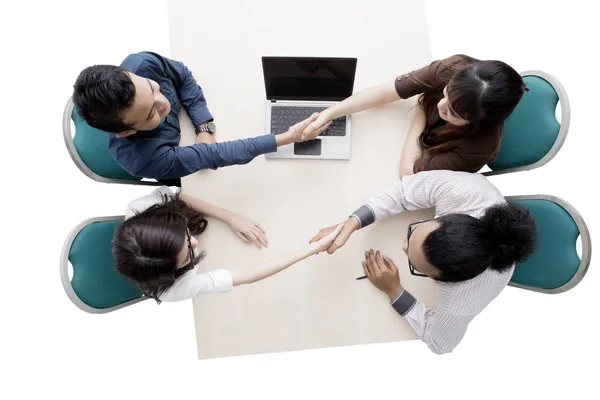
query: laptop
262 56 358 160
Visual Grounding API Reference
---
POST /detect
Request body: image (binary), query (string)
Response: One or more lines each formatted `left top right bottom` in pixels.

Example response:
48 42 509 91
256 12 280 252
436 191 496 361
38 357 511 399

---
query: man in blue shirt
73 52 329 186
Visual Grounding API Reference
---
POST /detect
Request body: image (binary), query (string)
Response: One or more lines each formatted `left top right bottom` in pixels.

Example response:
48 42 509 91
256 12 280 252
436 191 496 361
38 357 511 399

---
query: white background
0 0 598 398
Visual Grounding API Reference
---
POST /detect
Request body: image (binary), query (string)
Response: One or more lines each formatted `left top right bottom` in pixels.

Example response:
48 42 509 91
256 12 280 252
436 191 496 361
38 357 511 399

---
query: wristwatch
195 121 216 135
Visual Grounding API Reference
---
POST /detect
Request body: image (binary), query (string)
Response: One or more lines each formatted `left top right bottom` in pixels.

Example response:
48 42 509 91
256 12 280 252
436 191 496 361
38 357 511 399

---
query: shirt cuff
390 289 417 316
350 204 375 229
191 108 214 129
257 134 278 154
207 269 234 292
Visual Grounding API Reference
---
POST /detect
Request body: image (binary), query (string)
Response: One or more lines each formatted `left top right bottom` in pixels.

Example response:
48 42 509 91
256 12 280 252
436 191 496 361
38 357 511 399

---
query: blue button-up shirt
108 52 277 179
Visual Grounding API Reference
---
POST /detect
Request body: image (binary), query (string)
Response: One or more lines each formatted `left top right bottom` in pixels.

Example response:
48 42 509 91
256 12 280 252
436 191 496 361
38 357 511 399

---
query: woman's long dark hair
416 54 526 152
423 202 537 283
112 193 208 303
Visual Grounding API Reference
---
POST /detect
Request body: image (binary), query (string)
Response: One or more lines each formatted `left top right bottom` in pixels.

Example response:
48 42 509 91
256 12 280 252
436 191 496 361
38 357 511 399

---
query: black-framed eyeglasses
173 218 195 280
182 227 196 273
407 219 433 278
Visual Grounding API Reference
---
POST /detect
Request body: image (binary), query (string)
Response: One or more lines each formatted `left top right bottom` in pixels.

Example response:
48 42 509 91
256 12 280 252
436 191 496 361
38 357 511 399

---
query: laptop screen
262 57 357 101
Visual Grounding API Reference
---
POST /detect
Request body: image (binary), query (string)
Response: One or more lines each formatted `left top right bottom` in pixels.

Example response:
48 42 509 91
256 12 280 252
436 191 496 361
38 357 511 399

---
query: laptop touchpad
294 139 322 156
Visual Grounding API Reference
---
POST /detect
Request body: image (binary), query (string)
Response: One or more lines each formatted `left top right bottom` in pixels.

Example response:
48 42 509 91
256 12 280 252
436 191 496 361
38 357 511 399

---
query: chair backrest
507 195 591 294
60 216 146 313
63 97 160 186
485 71 570 176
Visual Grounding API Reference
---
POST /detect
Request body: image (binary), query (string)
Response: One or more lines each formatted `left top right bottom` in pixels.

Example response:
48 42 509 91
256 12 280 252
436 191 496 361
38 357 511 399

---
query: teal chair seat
60 216 145 313
507 195 591 293
63 97 160 186
485 71 570 176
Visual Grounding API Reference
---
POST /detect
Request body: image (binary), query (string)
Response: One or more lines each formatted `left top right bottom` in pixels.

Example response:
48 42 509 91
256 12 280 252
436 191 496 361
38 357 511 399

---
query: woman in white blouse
112 186 342 303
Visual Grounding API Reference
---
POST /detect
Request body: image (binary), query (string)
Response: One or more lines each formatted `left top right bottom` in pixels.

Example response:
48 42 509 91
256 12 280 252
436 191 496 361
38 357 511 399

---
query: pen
356 275 368 280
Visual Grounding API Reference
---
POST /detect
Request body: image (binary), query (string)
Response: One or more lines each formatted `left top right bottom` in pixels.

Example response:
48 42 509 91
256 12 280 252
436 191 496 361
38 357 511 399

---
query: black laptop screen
262 57 357 101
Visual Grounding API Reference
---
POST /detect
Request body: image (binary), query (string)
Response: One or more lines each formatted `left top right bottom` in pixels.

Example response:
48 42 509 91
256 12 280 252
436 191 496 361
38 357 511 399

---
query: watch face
207 122 216 133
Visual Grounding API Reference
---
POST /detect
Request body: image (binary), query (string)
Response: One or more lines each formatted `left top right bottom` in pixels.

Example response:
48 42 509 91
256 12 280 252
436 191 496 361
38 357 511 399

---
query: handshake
309 217 360 255
309 216 402 300
275 109 337 146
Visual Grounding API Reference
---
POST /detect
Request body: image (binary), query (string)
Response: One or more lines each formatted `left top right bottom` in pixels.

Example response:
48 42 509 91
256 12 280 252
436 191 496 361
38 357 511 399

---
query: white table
169 0 435 359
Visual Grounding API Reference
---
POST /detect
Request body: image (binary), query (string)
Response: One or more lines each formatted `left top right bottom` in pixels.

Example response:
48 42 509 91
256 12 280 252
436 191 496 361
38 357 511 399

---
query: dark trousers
157 178 182 187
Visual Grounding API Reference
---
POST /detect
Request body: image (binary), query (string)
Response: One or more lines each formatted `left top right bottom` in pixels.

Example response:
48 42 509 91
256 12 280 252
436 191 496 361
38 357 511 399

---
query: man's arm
136 134 277 179
391 296 470 355
158 54 213 128
362 252 468 355
309 176 435 254
135 114 327 179
310 171 473 254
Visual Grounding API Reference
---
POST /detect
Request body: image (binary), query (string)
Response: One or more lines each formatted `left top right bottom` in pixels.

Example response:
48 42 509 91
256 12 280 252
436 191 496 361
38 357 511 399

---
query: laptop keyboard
270 106 346 137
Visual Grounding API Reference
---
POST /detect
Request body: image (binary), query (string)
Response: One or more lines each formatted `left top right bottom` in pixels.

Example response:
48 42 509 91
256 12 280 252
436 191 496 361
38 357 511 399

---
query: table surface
169 0 435 359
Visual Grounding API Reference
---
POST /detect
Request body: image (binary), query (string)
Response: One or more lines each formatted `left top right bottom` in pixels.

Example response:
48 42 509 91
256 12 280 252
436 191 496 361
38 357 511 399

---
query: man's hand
196 132 216 144
275 113 332 147
309 224 344 255
362 249 402 300
309 217 359 254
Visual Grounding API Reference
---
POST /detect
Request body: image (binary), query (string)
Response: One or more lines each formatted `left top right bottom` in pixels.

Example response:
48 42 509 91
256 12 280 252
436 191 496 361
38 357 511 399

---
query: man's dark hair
423 202 537 282
72 65 136 133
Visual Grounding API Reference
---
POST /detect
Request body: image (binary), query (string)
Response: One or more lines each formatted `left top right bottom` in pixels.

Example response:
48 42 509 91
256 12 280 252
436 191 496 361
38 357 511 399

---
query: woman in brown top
301 55 526 175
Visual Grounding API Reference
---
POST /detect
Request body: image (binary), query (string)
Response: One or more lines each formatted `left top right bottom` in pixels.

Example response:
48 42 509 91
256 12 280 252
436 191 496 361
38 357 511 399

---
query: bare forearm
323 81 401 120
275 131 295 147
232 246 317 286
399 108 426 176
179 193 233 223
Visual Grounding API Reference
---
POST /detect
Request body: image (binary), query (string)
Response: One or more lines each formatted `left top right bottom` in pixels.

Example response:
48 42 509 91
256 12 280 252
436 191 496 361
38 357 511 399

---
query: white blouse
124 187 233 302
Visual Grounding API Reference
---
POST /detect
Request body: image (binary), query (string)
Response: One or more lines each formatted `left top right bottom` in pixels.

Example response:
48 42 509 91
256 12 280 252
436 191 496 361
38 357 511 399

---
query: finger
362 261 371 279
302 120 331 141
327 241 341 254
254 223 267 235
297 113 319 130
301 123 318 140
313 121 333 136
310 226 335 243
245 230 262 249
310 231 327 244
328 231 349 254
326 224 344 240
375 250 388 272
236 232 251 245
252 226 268 247
382 255 397 271
368 249 381 274
364 252 375 276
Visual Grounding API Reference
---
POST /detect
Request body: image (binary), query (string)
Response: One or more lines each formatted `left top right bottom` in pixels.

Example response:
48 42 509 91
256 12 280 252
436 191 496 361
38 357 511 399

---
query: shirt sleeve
159 269 234 302
134 52 213 128
124 186 175 220
350 171 474 228
394 55 473 99
133 134 277 179
391 292 471 355
394 58 448 99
